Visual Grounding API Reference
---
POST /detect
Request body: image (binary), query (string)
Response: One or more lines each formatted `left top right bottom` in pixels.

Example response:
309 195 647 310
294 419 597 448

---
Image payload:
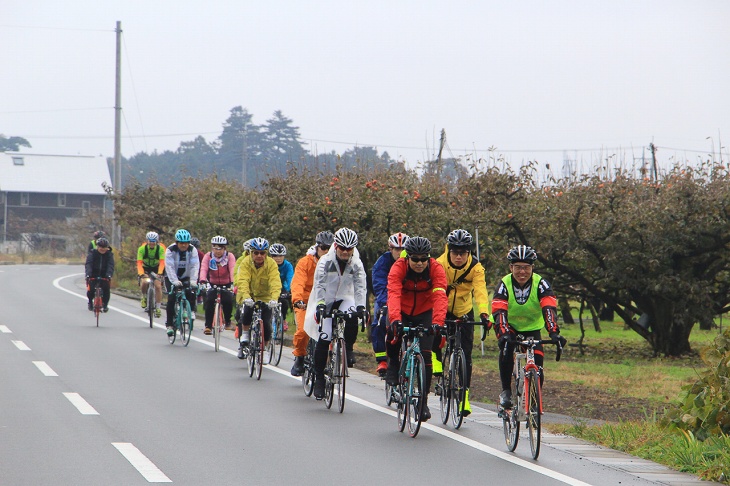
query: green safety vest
502 273 544 332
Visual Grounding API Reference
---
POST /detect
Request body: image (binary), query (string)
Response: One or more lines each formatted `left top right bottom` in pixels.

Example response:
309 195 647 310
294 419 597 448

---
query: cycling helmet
175 229 191 243
93 230 106 239
190 237 200 247
250 237 269 251
146 231 159 242
96 237 110 248
211 235 228 246
269 243 287 256
404 236 431 256
447 229 473 249
315 231 334 246
507 245 537 263
334 228 358 248
243 239 253 252
388 232 409 248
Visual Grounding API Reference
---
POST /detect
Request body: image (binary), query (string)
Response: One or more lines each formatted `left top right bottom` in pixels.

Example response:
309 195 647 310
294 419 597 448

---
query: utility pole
649 143 658 181
112 21 122 249
241 125 247 187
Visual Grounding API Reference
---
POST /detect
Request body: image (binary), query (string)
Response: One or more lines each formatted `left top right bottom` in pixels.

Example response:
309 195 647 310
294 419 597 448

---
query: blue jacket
277 260 294 293
372 251 397 309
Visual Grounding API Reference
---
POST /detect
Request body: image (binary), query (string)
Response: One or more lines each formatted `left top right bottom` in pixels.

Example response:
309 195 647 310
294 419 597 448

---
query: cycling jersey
164 243 200 286
136 242 167 275
435 245 489 317
277 259 294 293
387 257 447 326
492 272 558 335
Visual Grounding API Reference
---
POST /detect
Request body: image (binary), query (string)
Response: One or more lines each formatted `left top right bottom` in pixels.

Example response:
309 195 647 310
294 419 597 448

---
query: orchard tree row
111 160 730 357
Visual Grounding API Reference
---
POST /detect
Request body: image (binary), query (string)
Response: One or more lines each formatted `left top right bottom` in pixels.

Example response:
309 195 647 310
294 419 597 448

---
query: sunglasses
338 246 354 252
409 256 430 263
450 249 469 256
252 250 267 256
510 264 533 271
212 245 225 250
318 245 331 251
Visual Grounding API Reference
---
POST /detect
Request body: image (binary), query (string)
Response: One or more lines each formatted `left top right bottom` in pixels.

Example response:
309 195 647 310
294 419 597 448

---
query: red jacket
387 257 447 326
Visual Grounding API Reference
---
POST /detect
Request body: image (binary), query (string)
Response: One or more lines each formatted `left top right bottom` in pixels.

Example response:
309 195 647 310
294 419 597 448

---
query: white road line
54 273 589 485
32 361 58 376
63 392 99 415
112 443 171 483
0 325 12 333
11 340 30 350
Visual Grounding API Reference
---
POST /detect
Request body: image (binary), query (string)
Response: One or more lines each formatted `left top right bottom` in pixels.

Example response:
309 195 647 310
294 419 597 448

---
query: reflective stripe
432 287 446 293
375 351 387 358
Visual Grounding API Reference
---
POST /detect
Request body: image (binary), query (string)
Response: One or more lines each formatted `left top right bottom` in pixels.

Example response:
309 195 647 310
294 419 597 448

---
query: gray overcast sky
2 1 729 173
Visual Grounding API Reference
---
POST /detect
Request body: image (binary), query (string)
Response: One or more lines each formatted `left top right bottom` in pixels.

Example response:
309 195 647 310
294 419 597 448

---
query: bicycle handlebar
501 336 564 362
317 308 368 333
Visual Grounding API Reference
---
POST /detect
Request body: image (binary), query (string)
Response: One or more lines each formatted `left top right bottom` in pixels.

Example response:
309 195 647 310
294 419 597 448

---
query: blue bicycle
169 283 195 346
394 323 430 438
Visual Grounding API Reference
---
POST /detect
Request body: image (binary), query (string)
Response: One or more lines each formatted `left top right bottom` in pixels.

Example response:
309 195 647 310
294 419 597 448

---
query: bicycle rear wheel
526 369 542 459
247 337 255 378
272 310 284 366
180 299 192 347
438 350 451 424
406 353 424 438
503 374 520 452
324 349 334 409
169 302 178 345
94 288 102 327
213 303 222 352
255 322 263 380
396 379 407 432
385 379 394 407
302 341 315 396
336 338 347 413
450 349 467 429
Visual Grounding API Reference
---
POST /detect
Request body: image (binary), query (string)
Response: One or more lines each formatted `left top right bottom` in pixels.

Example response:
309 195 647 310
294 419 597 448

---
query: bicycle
266 301 284 366
89 277 108 327
302 337 316 397
393 323 431 438
320 308 366 413
243 301 269 380
498 335 563 460
436 317 489 429
208 284 233 352
140 272 161 328
377 306 398 407
169 283 195 347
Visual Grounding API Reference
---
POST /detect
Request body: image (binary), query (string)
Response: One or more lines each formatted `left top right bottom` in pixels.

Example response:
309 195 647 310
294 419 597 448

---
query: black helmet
315 231 334 246
190 237 201 247
96 237 110 248
404 236 431 256
93 230 106 239
507 245 537 263
447 229 473 249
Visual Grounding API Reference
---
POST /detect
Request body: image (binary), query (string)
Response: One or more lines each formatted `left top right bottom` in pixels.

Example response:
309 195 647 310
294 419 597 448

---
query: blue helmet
250 237 269 251
175 229 191 243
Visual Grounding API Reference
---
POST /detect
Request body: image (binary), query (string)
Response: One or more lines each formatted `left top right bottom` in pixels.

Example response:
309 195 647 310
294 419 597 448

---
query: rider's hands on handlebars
268 300 278 309
315 303 326 323
243 298 254 307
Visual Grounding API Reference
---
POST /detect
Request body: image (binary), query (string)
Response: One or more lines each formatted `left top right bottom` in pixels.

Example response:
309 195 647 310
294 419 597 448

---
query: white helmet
211 235 228 246
334 227 358 248
146 231 159 242
388 232 409 248
269 243 287 256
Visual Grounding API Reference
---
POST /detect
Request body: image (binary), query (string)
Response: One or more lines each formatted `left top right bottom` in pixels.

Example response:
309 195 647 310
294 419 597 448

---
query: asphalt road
0 265 700 485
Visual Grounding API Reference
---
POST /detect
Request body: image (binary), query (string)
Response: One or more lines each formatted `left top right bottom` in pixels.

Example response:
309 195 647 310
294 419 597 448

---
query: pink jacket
200 251 236 286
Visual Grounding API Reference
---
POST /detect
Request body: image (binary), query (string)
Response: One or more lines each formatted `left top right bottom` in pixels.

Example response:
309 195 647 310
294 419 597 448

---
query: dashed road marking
112 443 171 483
0 325 11 333
11 340 30 350
33 361 58 376
63 392 99 415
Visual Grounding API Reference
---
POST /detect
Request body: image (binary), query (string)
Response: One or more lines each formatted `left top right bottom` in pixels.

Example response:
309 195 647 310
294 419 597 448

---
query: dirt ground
349 348 663 424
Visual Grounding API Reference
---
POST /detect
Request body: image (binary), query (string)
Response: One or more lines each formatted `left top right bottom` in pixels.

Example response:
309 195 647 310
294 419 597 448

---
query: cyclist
493 245 565 409
163 229 200 336
88 230 106 252
85 237 115 312
304 227 367 399
384 236 447 421
199 235 236 335
136 231 166 318
371 232 409 376
290 231 334 377
234 237 281 359
269 243 293 331
434 229 491 416
233 238 253 281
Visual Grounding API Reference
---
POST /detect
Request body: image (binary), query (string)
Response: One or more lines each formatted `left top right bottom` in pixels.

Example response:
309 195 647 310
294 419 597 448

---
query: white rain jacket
304 246 367 341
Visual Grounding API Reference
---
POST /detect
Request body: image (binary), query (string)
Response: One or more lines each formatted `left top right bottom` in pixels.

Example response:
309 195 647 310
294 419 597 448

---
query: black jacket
85 248 115 279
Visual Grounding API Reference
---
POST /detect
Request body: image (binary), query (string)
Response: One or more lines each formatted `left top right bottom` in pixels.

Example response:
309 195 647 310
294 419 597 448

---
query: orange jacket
387 257 448 326
291 253 318 304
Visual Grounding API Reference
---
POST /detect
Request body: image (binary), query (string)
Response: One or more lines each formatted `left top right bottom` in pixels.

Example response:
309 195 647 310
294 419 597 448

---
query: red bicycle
89 277 109 327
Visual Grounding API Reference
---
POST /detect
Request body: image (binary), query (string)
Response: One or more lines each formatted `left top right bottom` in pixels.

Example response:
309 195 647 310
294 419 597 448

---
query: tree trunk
646 298 693 356
558 296 574 324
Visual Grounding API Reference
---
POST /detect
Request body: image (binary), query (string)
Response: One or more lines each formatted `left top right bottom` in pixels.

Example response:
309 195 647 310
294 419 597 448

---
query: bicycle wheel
213 302 222 352
407 353 424 438
147 285 155 328
324 349 334 409
503 374 520 452
255 321 264 380
272 311 284 366
336 338 347 413
526 369 542 459
169 302 178 345
247 336 255 378
302 341 315 396
438 350 451 424
180 299 192 347
396 378 407 432
385 379 394 406
94 287 102 327
450 349 467 429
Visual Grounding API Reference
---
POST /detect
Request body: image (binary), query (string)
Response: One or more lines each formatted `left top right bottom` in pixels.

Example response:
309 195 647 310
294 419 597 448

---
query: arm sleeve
164 249 178 284
472 263 490 315
136 245 144 275
492 281 510 337
354 260 367 308
291 258 309 302
157 244 166 274
85 251 94 277
190 250 200 285
371 256 389 307
311 258 328 306
107 252 115 278
235 259 251 303
386 260 404 322
199 253 210 281
282 261 294 292
538 278 559 334
227 253 237 283
430 261 448 326
267 260 282 300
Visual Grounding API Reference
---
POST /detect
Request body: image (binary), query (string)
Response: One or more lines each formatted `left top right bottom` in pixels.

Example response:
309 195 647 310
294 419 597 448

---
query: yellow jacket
234 254 282 304
436 245 490 317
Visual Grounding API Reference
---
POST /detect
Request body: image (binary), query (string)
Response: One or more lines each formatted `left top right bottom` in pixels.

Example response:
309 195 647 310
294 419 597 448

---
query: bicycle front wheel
255 322 263 380
527 369 542 459
324 349 334 409
302 341 315 396
438 350 451 424
169 302 179 345
272 311 284 366
396 379 407 432
147 285 155 328
180 299 192 347
503 373 520 452
95 288 102 327
450 349 467 429
407 353 424 438
336 338 347 413
213 303 222 352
